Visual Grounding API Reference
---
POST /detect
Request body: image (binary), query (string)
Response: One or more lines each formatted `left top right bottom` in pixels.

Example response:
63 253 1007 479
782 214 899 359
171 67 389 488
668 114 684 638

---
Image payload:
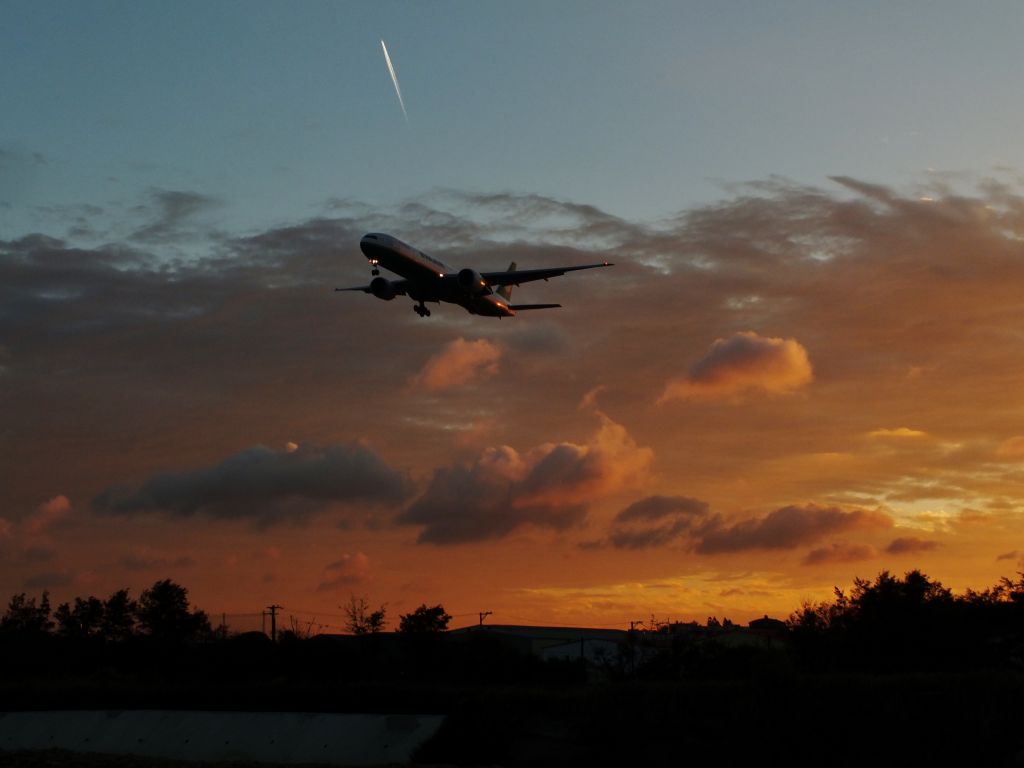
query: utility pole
266 604 282 642
478 611 492 626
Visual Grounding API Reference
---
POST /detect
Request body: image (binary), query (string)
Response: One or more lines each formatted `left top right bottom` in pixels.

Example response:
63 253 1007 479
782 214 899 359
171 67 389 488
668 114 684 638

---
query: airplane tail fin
496 262 517 300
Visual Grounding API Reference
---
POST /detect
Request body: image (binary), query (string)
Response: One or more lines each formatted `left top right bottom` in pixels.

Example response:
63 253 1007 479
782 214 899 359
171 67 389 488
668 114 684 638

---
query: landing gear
414 302 431 318
369 258 380 277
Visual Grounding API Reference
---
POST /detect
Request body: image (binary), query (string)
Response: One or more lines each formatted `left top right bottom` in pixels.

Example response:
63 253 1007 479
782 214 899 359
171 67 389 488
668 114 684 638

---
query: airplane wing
480 262 613 287
334 279 409 295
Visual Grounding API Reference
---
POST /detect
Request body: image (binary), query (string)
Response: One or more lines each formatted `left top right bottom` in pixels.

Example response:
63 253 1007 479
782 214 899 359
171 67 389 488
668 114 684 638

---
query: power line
279 606 352 619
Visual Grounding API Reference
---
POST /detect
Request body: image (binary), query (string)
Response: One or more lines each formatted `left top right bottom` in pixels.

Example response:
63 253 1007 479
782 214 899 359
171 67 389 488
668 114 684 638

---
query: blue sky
5 1 1024 241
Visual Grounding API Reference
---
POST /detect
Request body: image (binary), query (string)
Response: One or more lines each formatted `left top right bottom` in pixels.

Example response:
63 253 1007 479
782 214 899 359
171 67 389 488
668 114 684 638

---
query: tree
136 579 211 642
55 596 105 638
398 603 452 634
343 595 387 635
101 589 137 641
0 592 53 635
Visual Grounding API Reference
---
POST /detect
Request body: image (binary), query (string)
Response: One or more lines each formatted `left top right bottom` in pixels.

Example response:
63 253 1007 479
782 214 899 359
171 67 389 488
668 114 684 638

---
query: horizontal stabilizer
510 303 562 311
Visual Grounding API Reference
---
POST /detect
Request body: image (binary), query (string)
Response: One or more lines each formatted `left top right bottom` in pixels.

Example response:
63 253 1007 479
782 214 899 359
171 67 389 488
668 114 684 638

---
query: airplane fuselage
359 233 515 317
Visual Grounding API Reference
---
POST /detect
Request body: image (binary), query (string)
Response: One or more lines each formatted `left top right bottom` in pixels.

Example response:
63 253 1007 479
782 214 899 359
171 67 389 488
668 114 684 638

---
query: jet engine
370 276 397 301
457 268 489 295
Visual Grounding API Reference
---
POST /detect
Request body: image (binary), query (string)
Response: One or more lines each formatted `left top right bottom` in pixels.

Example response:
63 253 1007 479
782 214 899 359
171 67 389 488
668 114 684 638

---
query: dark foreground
0 752 365 768
4 672 1024 767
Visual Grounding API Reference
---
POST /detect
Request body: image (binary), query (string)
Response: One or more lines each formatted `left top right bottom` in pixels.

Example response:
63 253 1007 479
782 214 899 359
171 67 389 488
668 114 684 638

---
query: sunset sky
4 1 1024 630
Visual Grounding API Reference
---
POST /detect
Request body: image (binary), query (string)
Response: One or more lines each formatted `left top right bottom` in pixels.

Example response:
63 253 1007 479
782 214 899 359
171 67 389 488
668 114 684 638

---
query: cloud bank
593 498 892 556
695 504 891 554
94 443 410 526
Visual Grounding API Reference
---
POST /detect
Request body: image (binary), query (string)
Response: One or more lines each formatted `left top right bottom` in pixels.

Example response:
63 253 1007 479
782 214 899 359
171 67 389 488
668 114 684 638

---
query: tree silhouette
343 594 387 634
0 592 53 635
136 579 211 642
102 588 138 641
55 596 105 638
786 569 997 672
398 603 452 633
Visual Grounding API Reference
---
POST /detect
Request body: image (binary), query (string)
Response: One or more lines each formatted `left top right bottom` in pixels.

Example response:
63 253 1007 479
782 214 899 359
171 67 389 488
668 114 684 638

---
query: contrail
380 39 408 122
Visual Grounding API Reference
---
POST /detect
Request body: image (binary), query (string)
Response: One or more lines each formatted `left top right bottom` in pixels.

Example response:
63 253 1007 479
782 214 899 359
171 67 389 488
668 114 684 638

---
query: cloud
595 500 892 554
23 495 72 536
599 495 711 550
885 537 940 554
94 443 410 526
578 385 606 411
695 503 892 554
996 550 1020 561
400 414 652 544
869 428 929 439
659 331 813 403
616 495 710 522
316 552 372 591
410 338 502 392
131 189 221 243
802 542 877 565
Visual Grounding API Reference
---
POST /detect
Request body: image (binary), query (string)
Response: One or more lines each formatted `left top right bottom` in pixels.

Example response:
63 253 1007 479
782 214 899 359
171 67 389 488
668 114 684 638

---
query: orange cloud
400 413 653 544
24 495 72 536
316 552 371 591
410 338 502 392
869 427 929 440
578 385 606 411
885 537 940 554
515 413 653 508
802 542 877 565
659 331 813 403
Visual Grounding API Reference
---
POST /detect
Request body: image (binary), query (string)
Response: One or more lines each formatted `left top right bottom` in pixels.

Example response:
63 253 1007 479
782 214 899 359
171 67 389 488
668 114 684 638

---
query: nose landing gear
414 301 431 318
369 258 380 277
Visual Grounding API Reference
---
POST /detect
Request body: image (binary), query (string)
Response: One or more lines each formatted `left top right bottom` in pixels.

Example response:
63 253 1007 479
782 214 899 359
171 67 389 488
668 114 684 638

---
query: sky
3 1 1024 630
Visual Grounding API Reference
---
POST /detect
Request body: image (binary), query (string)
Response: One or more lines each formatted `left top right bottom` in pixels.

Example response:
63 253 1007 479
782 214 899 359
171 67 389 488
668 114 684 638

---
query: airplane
336 233 613 318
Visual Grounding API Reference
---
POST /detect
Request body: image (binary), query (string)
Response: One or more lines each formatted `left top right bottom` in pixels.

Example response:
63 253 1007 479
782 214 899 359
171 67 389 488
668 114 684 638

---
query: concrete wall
0 710 444 765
